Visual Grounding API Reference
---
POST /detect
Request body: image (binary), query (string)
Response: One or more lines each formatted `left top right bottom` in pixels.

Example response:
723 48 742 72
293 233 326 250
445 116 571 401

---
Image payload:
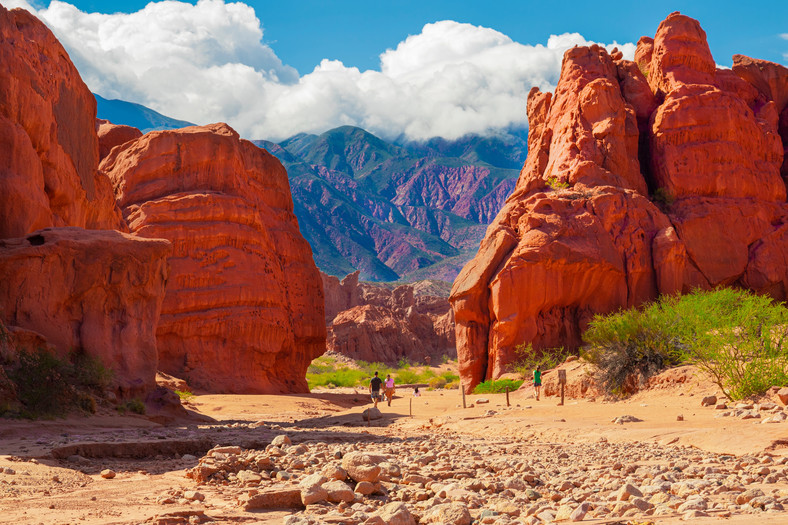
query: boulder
0 6 125 239
341 451 386 483
0 228 170 397
450 12 788 392
103 123 326 394
373 502 416 525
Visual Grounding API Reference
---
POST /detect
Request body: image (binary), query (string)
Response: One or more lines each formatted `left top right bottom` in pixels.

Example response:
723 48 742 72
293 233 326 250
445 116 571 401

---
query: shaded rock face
323 271 455 364
0 228 170 397
0 6 125 239
103 123 326 394
451 12 788 391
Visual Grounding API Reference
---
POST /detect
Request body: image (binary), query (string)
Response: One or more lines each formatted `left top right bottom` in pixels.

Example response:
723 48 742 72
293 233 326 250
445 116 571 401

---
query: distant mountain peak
94 94 194 133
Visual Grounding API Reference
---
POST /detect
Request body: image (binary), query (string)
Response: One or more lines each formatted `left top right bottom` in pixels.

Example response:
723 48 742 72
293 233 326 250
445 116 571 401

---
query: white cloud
6 0 635 141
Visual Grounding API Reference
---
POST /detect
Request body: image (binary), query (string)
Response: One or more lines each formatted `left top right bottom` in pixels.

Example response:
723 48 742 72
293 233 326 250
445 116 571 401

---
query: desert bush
307 368 368 389
583 288 788 400
473 379 523 394
583 301 687 397
681 289 788 400
117 398 145 415
5 348 114 418
510 344 573 379
444 380 460 390
175 390 195 401
395 368 419 385
428 376 447 390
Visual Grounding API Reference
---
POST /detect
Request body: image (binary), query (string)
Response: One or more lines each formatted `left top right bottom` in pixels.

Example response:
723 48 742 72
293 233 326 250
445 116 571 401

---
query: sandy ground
0 366 787 524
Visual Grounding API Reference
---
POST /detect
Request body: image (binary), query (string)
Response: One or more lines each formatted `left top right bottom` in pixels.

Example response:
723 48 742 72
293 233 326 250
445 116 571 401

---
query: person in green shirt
533 366 542 401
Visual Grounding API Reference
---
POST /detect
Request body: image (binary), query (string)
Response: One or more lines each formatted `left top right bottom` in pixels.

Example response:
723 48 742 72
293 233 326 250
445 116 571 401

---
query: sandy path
0 369 786 524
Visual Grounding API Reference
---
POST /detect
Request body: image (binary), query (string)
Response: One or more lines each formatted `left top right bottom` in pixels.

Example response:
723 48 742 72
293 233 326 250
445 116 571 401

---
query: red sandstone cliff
322 271 455 364
451 12 788 392
0 6 168 400
0 6 125 238
0 229 170 397
103 123 326 394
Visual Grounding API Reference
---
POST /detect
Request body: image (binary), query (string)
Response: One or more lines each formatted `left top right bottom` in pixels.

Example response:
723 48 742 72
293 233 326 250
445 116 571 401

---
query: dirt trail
0 366 786 524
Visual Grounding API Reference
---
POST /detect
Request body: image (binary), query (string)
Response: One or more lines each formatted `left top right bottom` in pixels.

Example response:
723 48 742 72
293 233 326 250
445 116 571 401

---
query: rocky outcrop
96 119 142 160
0 228 170 397
451 12 788 391
0 6 169 401
104 123 326 394
323 271 454 364
0 6 125 239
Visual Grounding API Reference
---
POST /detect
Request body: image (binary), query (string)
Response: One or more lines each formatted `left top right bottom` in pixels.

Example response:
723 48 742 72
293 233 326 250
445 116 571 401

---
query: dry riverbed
1 366 787 524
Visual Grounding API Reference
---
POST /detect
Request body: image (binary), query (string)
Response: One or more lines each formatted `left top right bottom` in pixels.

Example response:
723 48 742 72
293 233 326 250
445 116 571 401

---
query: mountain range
94 94 526 282
256 126 526 282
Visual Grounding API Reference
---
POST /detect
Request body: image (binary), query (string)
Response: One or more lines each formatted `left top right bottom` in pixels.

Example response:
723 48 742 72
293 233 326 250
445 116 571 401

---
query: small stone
676 414 684 421
184 490 205 502
272 435 292 447
617 483 643 501
476 398 490 404
570 502 590 521
100 469 116 479
701 395 717 406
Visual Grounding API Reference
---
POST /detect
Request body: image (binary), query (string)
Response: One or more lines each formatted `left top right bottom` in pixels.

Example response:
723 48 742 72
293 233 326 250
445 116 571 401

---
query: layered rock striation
451 12 788 391
0 6 125 238
103 123 326 394
0 6 167 400
323 271 455 364
0 228 170 397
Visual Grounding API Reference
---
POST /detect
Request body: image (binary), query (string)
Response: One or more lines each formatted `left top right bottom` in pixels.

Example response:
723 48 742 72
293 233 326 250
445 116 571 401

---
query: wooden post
558 369 567 406
462 384 466 409
506 386 510 407
409 398 412 417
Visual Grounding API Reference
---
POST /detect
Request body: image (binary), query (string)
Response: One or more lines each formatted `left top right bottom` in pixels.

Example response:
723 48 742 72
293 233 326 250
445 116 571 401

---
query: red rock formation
96 119 142 161
322 271 455 364
103 123 326 394
451 12 788 392
0 6 125 239
0 228 170 397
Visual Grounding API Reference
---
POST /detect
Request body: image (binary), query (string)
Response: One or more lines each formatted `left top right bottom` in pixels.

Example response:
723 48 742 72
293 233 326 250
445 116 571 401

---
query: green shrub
395 368 419 385
428 376 447 390
510 344 573 379
583 302 687 397
117 398 145 415
583 288 788 400
440 370 459 383
682 289 788 399
307 368 368 389
69 351 113 392
651 187 675 210
546 176 570 190
444 380 460 390
8 349 72 418
473 379 523 394
175 390 195 401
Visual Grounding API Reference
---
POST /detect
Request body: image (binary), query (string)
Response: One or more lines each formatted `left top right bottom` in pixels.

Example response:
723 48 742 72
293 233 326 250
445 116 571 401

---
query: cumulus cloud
6 0 635 141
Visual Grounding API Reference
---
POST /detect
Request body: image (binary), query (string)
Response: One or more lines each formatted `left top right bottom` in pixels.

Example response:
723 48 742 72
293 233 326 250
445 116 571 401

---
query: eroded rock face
451 12 788 391
96 119 142 161
0 228 170 397
103 123 326 393
322 271 455 364
0 6 125 239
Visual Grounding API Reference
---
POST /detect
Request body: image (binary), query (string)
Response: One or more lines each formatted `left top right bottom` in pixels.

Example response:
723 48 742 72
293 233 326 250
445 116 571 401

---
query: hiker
369 371 382 408
533 366 542 401
384 373 395 406
413 386 420 397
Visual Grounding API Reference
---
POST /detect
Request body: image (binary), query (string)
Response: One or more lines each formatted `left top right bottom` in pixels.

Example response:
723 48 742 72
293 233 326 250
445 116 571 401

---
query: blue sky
32 0 787 72
13 0 788 140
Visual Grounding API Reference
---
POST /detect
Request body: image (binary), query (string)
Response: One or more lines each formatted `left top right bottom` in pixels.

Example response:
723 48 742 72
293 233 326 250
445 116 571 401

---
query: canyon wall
323 271 455 364
451 12 788 391
0 6 168 399
103 124 326 393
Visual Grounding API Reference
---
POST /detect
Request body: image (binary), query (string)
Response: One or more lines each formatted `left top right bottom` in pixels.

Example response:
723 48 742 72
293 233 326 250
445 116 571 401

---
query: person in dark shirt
369 371 382 408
